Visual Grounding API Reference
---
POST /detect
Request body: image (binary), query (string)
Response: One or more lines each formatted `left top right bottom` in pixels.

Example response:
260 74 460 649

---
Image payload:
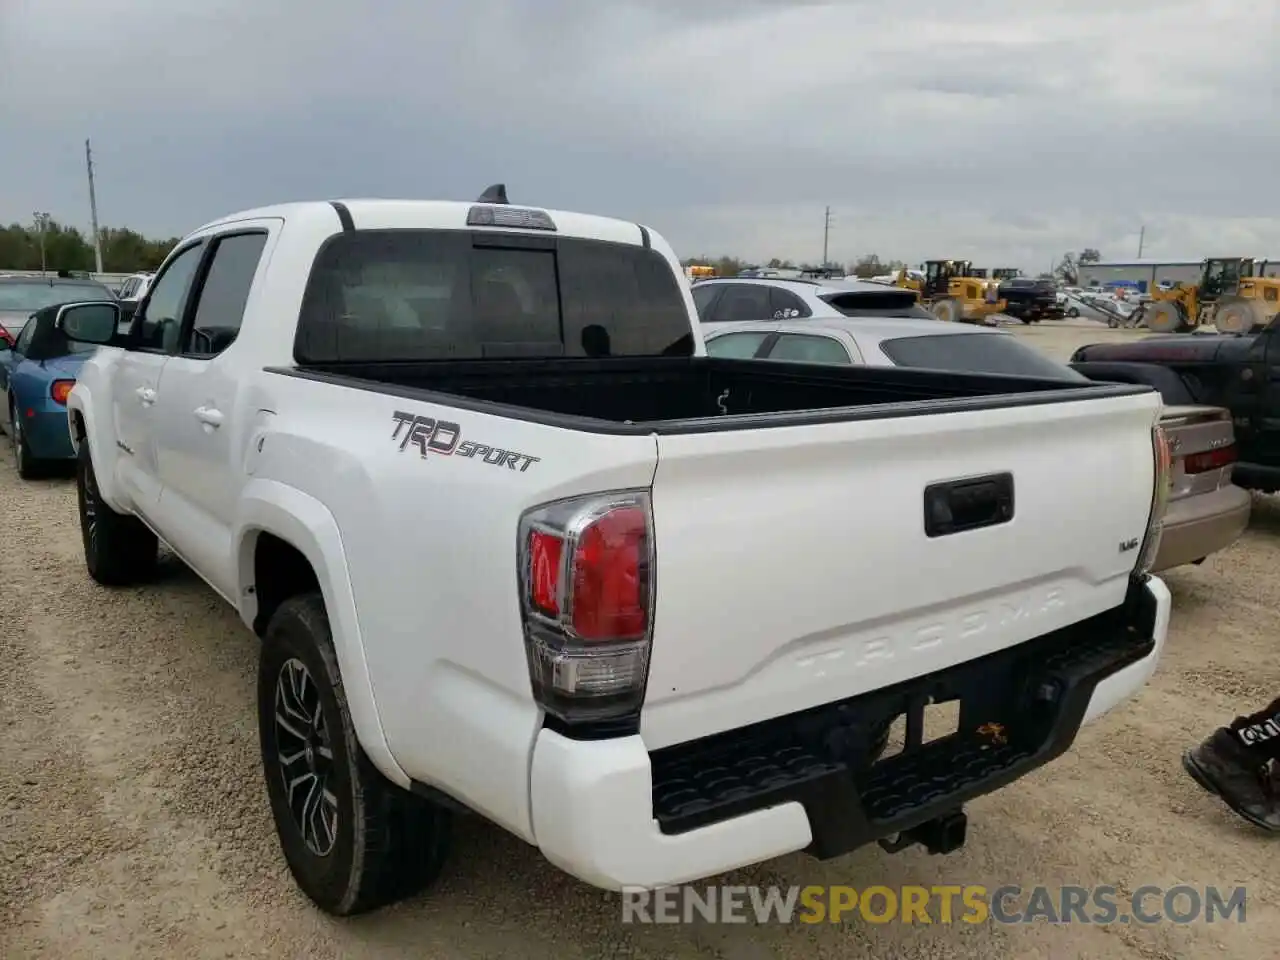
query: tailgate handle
924 473 1014 538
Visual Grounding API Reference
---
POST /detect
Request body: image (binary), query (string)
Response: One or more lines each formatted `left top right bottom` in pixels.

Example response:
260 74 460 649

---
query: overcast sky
2 0 1277 268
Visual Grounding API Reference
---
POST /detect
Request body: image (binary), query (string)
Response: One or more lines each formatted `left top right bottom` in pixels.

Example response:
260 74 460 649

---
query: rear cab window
879 333 1088 380
295 231 693 362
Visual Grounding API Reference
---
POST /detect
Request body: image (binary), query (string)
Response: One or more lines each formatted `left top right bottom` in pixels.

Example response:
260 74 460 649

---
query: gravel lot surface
2 319 1277 959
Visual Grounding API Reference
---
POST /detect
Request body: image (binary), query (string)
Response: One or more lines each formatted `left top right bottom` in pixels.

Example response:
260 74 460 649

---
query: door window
765 333 851 364
707 285 772 323
705 331 770 359
183 232 268 357
12 316 38 355
131 243 205 353
692 283 721 321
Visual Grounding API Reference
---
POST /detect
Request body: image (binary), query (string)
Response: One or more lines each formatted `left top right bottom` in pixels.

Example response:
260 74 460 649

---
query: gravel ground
2 319 1277 959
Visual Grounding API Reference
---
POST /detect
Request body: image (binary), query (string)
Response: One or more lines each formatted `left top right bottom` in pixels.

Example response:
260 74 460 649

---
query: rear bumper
1152 484 1251 572
529 576 1170 890
20 407 76 460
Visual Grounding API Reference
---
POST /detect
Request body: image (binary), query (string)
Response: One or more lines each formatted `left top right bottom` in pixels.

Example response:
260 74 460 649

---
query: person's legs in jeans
1183 696 1280 831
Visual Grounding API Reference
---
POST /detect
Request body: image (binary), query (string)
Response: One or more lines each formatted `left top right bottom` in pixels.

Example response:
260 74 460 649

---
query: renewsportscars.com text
620 884 1247 925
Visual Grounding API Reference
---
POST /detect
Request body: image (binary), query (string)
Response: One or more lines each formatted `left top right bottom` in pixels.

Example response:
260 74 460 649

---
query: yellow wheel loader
1140 257 1280 334
896 260 1007 324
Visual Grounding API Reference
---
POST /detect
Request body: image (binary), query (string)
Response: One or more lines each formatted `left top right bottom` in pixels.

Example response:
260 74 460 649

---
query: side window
705 331 770 359
131 243 205 354
765 333 851 365
708 285 772 323
691 284 720 321
769 287 810 319
12 317 38 355
183 233 268 357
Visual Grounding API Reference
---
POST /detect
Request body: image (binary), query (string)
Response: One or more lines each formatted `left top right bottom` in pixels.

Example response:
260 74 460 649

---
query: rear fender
1068 361 1196 406
235 479 408 788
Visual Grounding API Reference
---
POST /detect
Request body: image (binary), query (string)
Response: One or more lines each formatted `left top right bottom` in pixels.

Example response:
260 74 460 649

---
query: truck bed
276 356 1151 434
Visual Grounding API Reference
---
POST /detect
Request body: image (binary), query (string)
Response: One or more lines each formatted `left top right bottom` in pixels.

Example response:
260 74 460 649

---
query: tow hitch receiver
878 808 968 856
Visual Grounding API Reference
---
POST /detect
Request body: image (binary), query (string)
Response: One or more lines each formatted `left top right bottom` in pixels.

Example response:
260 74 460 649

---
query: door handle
136 386 156 405
193 406 224 428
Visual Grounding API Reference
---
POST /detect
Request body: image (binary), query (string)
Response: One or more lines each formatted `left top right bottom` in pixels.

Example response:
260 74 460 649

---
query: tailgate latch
923 473 1015 538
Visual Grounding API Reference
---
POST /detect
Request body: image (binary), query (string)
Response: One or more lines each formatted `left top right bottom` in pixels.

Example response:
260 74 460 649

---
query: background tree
847 255 907 279
0 219 180 273
1054 249 1102 285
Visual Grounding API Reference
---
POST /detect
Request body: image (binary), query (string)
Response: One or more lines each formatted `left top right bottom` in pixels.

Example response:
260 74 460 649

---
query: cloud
1 0 1276 268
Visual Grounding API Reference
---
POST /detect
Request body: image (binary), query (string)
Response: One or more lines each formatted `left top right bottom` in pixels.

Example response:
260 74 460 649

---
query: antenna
477 183 508 204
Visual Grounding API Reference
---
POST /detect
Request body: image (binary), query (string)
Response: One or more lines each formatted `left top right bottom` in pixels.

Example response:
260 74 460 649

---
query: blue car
0 302 104 478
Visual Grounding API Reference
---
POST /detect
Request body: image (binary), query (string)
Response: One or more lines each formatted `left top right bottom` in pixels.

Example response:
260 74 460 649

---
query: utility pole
86 138 103 274
32 211 50 275
822 206 832 268
1136 224 1145 259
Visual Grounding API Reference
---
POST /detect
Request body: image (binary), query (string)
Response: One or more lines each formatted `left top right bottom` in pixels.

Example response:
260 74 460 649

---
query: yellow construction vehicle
1140 257 1280 334
896 260 1006 324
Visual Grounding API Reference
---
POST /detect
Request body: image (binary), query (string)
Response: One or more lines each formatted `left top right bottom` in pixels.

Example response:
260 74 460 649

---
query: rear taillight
1183 444 1237 475
1136 424 1174 576
518 490 654 725
50 379 75 405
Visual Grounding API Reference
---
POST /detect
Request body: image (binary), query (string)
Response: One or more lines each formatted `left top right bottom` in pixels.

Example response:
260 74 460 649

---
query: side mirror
57 302 121 346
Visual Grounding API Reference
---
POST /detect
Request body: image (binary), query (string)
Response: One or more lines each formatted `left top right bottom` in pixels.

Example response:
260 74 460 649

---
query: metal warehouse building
1081 258 1280 292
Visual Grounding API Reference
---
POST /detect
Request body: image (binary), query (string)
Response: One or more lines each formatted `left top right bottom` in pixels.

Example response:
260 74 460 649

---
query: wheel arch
67 391 131 512
236 479 409 788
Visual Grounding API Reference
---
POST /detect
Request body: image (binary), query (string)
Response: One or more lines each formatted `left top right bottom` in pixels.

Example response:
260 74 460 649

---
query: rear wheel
1067 306 1080 318
76 443 158 585
259 593 452 916
1213 297 1262 335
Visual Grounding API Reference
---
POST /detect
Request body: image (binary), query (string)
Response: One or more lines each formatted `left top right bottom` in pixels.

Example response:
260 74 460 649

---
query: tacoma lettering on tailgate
390 411 541 472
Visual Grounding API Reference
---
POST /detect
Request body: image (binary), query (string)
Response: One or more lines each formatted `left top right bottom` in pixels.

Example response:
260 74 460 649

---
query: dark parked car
998 277 1065 324
1071 318 1280 492
0 275 117 348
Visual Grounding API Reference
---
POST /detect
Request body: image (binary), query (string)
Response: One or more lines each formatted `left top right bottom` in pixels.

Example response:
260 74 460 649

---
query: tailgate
641 391 1160 749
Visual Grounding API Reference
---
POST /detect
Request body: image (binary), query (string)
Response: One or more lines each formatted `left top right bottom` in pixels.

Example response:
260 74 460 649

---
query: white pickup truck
55 189 1173 916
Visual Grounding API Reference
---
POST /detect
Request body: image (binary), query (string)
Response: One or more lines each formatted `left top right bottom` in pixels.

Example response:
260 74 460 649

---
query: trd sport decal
390 411 541 472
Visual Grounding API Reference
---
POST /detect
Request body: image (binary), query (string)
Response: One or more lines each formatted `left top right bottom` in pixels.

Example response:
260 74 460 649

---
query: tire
1144 301 1186 333
258 593 451 916
76 442 158 585
1213 297 1262 335
10 405 42 480
931 298 960 323
1067 306 1080 318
